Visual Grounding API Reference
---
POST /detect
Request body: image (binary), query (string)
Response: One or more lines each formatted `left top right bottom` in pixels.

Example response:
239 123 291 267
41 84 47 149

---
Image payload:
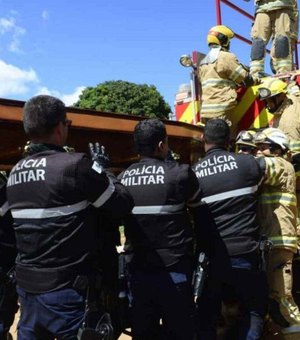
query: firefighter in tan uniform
198 25 257 136
258 78 300 155
254 128 300 337
258 78 300 249
250 0 297 76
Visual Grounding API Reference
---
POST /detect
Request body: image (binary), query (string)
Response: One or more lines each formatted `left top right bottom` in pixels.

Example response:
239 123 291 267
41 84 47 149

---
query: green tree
74 80 171 119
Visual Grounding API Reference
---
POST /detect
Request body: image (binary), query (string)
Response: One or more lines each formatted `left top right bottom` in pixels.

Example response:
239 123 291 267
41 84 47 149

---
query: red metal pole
234 33 252 46
216 0 222 25
221 0 255 21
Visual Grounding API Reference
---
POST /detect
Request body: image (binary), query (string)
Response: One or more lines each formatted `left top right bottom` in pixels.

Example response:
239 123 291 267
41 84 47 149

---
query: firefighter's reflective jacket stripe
201 79 236 88
289 141 300 153
269 236 298 249
259 192 297 206
132 203 185 214
258 156 298 252
6 148 133 292
119 157 202 267
264 157 277 184
202 185 258 204
231 65 248 82
192 147 264 256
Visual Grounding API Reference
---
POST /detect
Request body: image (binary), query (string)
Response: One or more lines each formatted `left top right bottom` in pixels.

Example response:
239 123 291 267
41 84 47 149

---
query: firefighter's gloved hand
252 75 262 85
89 142 110 169
244 74 261 87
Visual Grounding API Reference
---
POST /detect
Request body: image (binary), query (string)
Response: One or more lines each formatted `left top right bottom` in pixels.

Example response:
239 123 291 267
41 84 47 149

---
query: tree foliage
74 80 171 119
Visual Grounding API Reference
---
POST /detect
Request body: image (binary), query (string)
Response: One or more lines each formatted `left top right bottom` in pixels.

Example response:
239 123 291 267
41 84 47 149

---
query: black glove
243 74 261 87
89 142 110 169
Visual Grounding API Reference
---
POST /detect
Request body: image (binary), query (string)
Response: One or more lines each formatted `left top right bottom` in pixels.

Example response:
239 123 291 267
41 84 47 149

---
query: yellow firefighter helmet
254 128 289 151
236 130 257 148
258 78 288 100
207 25 234 48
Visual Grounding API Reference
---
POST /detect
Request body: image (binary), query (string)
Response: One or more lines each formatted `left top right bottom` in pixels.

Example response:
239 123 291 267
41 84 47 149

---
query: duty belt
15 265 83 294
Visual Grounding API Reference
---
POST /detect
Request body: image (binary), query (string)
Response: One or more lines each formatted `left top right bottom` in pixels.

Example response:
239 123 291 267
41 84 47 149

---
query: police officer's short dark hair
134 119 167 156
204 119 230 146
23 95 66 138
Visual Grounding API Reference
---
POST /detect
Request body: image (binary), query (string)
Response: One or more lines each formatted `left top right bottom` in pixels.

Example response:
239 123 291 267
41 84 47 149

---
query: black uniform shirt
6 145 133 292
193 147 263 256
119 157 202 268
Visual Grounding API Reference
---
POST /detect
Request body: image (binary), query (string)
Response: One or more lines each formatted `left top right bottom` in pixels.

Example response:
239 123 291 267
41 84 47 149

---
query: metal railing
215 0 299 69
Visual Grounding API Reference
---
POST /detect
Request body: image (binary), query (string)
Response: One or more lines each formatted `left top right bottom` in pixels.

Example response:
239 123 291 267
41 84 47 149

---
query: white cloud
0 17 15 34
61 86 86 106
9 27 26 53
0 59 38 96
36 86 86 106
42 10 49 21
0 15 26 53
0 54 84 104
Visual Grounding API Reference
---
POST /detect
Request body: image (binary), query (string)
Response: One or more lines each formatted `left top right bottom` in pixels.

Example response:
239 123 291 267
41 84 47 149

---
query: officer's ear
157 138 168 157
157 134 167 148
158 140 163 149
157 140 165 153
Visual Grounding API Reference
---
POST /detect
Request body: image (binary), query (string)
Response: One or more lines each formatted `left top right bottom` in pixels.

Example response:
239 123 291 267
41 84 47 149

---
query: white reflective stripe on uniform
11 200 90 219
132 203 185 215
0 201 9 216
202 185 258 204
201 79 235 88
259 192 297 206
229 65 245 82
92 177 115 208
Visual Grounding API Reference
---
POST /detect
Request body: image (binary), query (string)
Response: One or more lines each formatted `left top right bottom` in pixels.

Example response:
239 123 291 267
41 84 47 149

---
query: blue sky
0 0 258 110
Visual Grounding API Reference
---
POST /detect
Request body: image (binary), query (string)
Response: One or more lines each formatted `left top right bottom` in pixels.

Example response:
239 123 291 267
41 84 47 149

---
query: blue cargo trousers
16 286 85 340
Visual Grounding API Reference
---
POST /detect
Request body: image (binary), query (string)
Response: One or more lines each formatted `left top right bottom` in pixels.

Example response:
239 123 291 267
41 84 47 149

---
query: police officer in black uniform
6 95 133 340
192 119 268 340
118 118 203 340
0 171 18 340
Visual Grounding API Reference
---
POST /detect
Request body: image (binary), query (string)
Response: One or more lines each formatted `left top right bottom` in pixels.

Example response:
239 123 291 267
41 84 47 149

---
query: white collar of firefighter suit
200 46 222 65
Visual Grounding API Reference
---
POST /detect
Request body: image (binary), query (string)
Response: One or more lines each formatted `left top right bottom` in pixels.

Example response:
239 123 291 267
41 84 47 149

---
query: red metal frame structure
215 0 299 69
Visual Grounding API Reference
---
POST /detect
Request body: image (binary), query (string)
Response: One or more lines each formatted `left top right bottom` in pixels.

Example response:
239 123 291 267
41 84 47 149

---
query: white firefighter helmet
254 128 289 151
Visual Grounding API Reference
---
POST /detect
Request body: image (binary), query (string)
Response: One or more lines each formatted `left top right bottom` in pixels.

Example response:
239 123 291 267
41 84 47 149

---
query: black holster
193 252 209 301
259 235 273 272
77 313 114 340
78 275 115 340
